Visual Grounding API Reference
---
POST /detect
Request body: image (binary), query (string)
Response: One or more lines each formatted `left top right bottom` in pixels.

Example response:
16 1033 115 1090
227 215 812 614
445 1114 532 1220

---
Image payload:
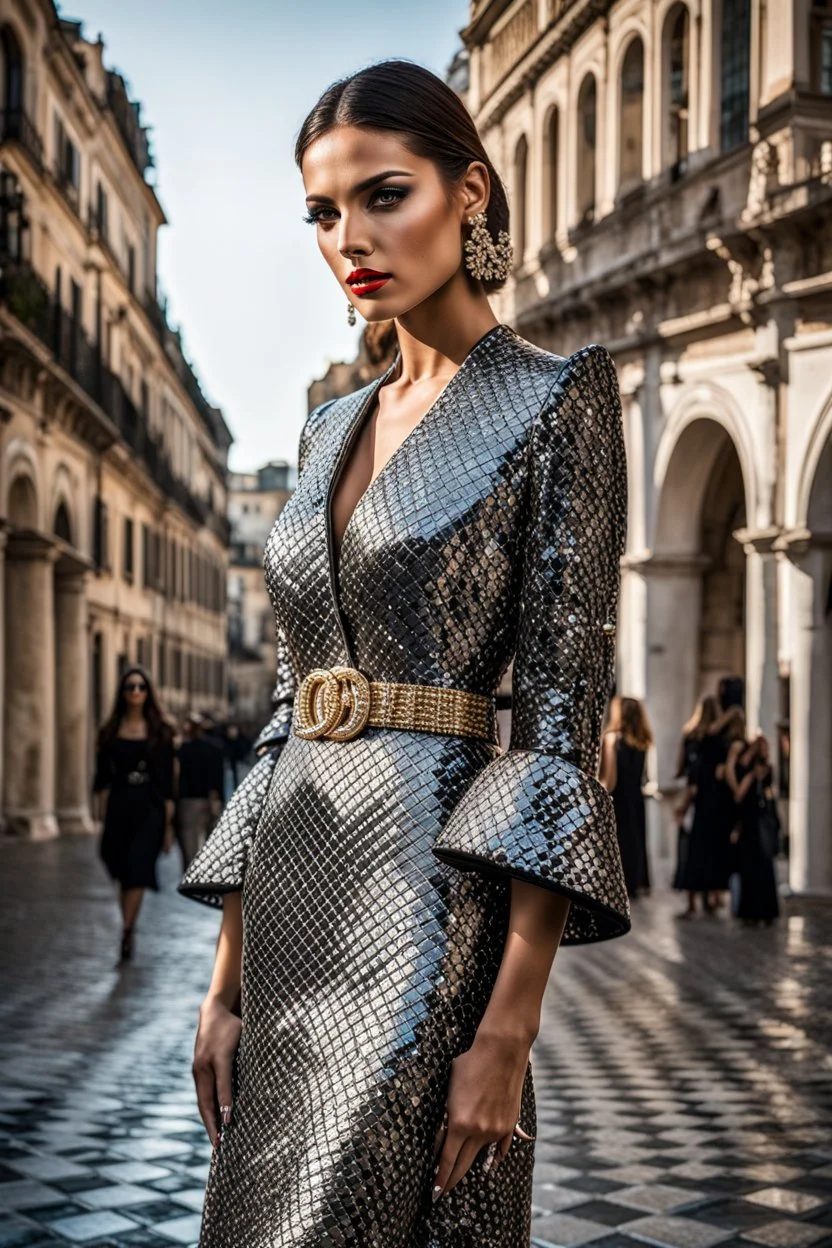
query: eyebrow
305 169 414 204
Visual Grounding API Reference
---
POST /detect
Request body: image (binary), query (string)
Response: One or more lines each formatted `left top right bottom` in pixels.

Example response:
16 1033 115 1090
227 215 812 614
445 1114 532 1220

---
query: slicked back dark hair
295 59 511 293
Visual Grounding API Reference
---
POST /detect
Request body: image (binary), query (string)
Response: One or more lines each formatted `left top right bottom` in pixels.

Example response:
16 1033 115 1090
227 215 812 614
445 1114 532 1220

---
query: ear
457 160 491 220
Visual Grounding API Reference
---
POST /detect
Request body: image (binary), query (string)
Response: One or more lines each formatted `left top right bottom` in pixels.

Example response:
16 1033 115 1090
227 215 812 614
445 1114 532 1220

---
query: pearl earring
463 211 513 284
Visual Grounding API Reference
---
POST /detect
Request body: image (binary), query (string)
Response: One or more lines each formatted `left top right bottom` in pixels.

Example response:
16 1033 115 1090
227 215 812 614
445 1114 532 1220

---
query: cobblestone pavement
0 838 830 1248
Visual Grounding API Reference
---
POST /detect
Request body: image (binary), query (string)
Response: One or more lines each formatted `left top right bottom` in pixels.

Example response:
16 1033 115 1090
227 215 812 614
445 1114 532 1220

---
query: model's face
122 675 147 708
302 126 470 321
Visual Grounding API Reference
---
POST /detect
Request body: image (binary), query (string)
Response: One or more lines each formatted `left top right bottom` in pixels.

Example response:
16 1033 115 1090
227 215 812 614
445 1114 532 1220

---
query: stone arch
542 104 560 240
653 382 757 549
50 464 77 547
645 410 752 816
576 71 597 224
660 1 691 175
3 438 42 530
618 33 645 193
512 133 529 263
796 389 832 532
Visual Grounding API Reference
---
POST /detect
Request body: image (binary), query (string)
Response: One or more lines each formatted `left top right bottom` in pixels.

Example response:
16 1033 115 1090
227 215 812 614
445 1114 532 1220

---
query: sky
57 0 470 471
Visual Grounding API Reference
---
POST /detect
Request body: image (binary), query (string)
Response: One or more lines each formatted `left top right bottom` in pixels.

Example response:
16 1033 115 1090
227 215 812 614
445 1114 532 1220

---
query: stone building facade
460 0 832 893
0 2 231 838
227 462 293 735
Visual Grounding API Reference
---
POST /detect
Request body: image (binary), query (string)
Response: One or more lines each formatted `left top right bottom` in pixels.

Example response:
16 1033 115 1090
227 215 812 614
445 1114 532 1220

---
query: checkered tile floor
0 838 830 1247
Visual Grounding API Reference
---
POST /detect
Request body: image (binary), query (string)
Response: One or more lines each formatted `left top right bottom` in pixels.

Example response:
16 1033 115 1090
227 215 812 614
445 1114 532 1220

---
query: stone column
3 534 59 839
55 564 95 835
641 553 710 863
784 536 832 896
737 528 780 745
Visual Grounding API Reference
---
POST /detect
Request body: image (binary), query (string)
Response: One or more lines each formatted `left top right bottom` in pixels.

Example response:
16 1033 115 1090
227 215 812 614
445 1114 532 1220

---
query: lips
347 268 392 296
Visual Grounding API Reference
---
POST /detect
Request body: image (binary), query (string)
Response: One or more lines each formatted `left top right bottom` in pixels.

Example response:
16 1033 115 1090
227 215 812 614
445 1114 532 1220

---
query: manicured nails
432 1184 443 1204
220 1104 233 1127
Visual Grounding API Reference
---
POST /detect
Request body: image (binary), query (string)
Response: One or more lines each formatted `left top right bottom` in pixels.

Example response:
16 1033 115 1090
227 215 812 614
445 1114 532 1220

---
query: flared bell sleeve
432 344 631 944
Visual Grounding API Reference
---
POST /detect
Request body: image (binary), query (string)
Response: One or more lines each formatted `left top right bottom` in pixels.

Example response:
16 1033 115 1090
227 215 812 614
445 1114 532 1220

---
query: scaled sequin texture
180 326 631 1246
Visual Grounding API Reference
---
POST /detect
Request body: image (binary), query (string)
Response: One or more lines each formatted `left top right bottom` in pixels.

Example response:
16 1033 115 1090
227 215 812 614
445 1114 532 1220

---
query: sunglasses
124 681 147 693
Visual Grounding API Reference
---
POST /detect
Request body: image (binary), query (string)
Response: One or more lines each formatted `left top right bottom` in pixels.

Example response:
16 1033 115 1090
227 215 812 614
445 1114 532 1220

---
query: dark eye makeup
303 185 410 226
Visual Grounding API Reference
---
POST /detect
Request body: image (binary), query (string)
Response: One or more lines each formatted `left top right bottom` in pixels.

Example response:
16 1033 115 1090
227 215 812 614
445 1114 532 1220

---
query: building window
126 242 136 293
576 73 597 225
663 4 690 178
54 113 80 195
1 25 24 115
619 36 645 193
142 523 151 588
123 516 134 582
93 497 109 571
812 4 832 94
158 637 167 688
95 182 109 239
512 134 529 265
721 0 751 151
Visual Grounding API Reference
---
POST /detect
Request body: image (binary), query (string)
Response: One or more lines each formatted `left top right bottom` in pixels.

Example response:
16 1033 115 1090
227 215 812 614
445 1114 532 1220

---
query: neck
392 274 498 384
124 708 145 725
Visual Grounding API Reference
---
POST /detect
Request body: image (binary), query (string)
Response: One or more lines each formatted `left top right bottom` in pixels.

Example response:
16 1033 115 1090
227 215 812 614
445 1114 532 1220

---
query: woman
179 61 629 1247
725 730 780 925
93 665 175 962
600 697 652 899
675 701 741 917
673 696 719 892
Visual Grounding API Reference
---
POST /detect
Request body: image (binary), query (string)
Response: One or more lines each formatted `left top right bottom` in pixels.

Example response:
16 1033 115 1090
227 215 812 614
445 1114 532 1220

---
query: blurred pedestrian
177 712 225 870
223 722 252 795
673 696 720 890
725 729 780 925
93 665 175 963
600 696 653 899
675 698 742 918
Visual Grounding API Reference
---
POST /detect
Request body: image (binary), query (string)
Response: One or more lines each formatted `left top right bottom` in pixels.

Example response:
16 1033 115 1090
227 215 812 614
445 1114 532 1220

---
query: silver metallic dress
180 325 630 1247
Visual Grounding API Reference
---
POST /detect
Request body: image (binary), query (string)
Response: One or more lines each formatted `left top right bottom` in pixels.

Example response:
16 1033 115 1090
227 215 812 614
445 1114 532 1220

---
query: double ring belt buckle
294 666 371 742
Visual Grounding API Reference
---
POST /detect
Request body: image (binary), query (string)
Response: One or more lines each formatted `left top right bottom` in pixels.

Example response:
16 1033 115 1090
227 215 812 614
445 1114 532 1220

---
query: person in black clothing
725 730 780 924
93 666 175 962
223 722 253 794
600 696 653 899
177 713 225 869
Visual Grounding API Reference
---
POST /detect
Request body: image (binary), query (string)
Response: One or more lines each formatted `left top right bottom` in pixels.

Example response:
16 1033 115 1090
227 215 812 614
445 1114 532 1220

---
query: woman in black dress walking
93 665 176 961
600 697 653 899
725 732 780 924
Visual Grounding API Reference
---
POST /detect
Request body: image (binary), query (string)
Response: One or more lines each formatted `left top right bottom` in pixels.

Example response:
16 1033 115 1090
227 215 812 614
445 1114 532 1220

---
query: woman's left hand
433 1028 531 1199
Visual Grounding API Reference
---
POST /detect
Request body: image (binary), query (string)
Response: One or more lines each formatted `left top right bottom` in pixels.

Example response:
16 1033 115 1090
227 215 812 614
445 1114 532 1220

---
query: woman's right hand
193 996 242 1146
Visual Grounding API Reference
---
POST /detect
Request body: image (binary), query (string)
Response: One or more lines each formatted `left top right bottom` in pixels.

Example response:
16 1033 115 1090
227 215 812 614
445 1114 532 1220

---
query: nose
337 214 371 265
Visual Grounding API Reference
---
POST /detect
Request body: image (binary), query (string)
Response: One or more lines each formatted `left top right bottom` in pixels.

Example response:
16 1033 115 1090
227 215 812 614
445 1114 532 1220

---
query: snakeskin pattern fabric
179 325 630 1247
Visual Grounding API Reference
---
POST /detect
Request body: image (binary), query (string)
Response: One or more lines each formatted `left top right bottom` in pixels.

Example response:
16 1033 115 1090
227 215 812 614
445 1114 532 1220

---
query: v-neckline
323 322 508 662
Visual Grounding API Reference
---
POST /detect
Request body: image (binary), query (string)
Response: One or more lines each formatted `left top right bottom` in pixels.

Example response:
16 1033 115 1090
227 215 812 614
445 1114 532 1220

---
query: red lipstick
347 267 392 296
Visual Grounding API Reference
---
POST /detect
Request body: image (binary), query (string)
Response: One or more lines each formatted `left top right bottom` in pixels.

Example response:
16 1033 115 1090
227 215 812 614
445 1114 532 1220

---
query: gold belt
293 666 497 744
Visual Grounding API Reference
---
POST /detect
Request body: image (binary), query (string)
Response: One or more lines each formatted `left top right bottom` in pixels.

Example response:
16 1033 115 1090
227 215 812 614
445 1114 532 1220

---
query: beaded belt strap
293 666 497 744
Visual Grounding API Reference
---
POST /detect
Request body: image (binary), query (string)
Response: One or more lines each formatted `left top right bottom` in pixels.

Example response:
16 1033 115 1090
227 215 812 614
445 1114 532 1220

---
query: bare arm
725 742 754 804
193 894 244 1145
598 731 618 793
435 882 569 1196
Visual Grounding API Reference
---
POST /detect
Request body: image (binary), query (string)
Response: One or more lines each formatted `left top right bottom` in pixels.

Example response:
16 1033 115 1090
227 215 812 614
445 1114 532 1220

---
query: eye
371 186 408 209
303 206 338 225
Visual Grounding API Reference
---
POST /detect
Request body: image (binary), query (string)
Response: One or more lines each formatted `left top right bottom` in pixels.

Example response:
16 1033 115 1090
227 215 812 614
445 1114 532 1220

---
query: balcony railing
0 261 228 543
0 108 44 169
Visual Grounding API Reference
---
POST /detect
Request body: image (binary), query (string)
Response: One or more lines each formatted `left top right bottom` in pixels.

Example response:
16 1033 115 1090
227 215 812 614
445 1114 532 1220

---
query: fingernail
221 1106 232 1126
432 1184 443 1204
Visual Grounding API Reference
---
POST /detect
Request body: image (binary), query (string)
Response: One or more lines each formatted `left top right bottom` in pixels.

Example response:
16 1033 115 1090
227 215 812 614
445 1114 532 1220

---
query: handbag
757 784 781 860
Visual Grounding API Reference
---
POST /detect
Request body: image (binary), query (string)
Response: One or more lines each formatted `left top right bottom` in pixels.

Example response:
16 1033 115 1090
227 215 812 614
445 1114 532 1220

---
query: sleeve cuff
177 747 279 908
431 749 631 944
251 701 294 756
